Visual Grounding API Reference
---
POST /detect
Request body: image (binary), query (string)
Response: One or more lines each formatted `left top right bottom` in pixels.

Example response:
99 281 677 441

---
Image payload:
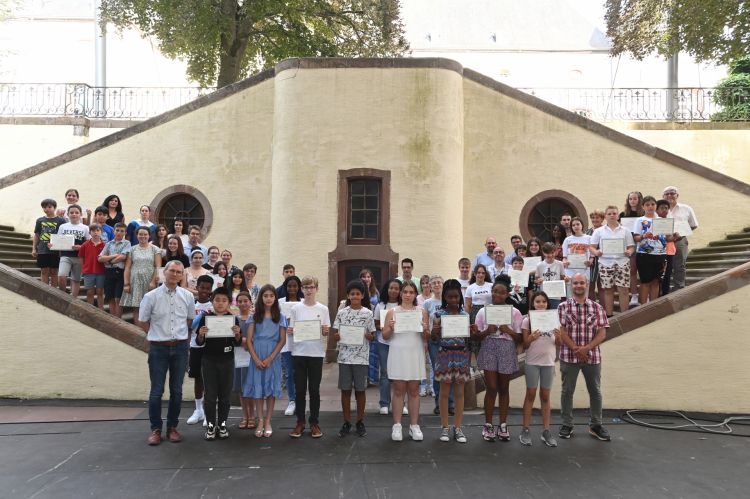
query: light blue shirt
139 284 196 342
474 252 494 268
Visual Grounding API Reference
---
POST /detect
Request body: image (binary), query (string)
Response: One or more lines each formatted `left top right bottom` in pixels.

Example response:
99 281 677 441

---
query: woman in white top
382 281 428 442
373 279 402 415
464 263 493 322
185 249 210 297
169 218 190 247
416 274 431 306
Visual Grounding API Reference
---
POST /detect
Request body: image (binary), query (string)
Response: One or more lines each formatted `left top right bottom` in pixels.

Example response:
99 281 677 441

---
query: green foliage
100 0 409 87
729 57 750 75
712 58 750 121
605 0 750 65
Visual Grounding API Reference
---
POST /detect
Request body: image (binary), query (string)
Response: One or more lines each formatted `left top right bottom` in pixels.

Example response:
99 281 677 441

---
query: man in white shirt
139 261 196 446
487 247 507 281
590 206 636 316
663 186 698 291
474 236 497 268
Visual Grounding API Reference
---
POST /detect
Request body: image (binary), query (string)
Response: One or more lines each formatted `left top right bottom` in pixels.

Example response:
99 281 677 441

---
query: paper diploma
280 301 297 318
675 220 693 236
338 325 366 346
157 267 165 284
619 217 639 233
542 280 567 299
234 347 251 368
566 253 588 269
440 315 470 338
522 256 542 272
293 320 321 342
508 269 530 288
529 310 560 332
379 309 388 327
650 217 674 235
485 305 512 326
394 310 422 333
205 315 236 338
50 234 75 251
601 238 626 256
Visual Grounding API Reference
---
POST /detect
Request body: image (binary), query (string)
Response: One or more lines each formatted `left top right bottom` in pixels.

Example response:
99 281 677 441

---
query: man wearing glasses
487 247 507 281
663 186 698 291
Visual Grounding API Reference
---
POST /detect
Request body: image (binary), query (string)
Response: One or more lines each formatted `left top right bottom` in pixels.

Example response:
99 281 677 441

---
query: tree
712 57 750 121
100 0 409 87
605 0 750 65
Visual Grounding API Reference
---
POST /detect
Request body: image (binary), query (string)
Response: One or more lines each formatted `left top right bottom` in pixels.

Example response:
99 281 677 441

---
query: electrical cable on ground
621 410 750 437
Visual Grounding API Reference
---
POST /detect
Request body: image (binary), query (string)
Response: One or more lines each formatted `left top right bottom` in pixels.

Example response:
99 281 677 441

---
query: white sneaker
391 423 403 441
379 406 389 415
186 409 204 425
402 406 408 415
629 294 639 306
409 424 424 441
284 401 296 416
203 418 208 428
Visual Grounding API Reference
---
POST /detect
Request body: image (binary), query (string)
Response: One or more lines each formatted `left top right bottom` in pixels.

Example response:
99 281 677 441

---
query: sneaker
433 406 440 415
379 406 389 415
391 423 403 441
629 294 639 306
419 387 427 397
218 422 229 439
402 406 408 415
355 421 367 437
482 423 496 442
284 401 296 416
409 424 423 441
519 427 532 446
558 425 574 439
204 423 216 441
454 427 467 444
589 424 611 441
497 423 510 441
541 429 558 447
186 409 204 425
289 422 305 438
310 424 323 438
439 426 451 442
338 421 352 438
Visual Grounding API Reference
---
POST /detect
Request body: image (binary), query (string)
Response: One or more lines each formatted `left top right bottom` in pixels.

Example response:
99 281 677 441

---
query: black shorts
188 347 204 379
36 253 60 269
636 253 666 283
104 268 125 301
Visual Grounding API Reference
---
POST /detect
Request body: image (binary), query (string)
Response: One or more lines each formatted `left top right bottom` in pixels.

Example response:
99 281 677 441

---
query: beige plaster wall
269 67 465 291
509 284 750 413
462 79 750 254
0 79 276 283
0 286 152 399
609 125 750 185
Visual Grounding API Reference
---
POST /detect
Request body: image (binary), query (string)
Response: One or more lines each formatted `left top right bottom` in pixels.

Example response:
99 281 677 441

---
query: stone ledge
0 263 148 352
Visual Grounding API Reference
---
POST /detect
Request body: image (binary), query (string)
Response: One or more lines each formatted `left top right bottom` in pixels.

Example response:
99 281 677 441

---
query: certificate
379 309 388 326
49 234 74 251
293 320 321 342
542 280 567 299
651 218 674 235
601 238 625 256
234 347 251 368
508 269 530 288
619 217 639 233
280 301 297 318
205 315 236 338
394 310 422 334
440 315 470 338
675 220 693 236
522 256 541 272
529 310 560 332
338 325 366 346
157 267 165 284
485 305 512 326
566 253 588 269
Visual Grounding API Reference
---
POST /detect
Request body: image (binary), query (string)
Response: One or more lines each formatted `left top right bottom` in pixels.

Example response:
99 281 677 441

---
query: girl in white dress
382 281 428 442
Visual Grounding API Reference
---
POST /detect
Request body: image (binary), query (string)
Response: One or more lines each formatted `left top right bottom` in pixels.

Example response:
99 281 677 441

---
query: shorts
104 268 125 300
598 261 630 289
636 253 666 284
58 256 82 281
83 273 106 289
36 253 60 269
338 363 368 391
524 364 555 389
188 347 204 379
477 337 518 374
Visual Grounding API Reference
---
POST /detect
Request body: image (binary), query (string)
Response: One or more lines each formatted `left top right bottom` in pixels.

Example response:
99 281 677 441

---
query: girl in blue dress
244 284 287 438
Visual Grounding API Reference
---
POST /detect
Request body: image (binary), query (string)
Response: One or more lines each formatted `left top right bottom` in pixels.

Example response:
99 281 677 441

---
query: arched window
519 190 587 242
150 185 213 236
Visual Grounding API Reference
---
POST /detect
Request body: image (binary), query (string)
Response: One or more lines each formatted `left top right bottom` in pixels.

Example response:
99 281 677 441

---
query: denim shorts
83 273 106 289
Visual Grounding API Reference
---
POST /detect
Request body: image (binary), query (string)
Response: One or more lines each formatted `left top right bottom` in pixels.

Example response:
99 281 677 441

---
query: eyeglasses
302 285 316 290
664 191 677 196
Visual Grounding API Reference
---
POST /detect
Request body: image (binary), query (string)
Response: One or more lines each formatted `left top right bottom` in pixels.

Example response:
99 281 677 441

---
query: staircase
0 224 38 277
686 227 750 286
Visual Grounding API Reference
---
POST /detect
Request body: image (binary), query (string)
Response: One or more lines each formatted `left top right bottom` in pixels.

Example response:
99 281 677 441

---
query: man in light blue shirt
183 225 208 259
474 236 497 268
504 235 524 265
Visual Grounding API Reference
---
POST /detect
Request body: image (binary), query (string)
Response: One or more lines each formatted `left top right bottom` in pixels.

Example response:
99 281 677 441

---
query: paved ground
2 396 749 499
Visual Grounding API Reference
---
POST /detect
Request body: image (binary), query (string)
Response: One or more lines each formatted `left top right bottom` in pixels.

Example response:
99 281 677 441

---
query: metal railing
517 87 749 122
0 83 214 119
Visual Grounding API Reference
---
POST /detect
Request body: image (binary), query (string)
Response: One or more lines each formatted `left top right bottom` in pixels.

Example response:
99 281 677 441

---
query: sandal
247 417 258 430
264 425 273 438
255 424 265 438
238 419 249 430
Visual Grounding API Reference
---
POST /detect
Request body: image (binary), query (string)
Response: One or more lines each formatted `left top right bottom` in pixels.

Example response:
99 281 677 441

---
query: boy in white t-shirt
457 257 471 294
288 276 330 439
590 205 636 316
51 204 90 298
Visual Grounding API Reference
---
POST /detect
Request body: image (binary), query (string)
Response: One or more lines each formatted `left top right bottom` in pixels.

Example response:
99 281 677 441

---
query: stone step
725 232 750 241
685 268 730 278
17 267 41 278
0 224 15 231
687 251 750 261
2 258 38 269
0 250 34 259
686 258 749 269
707 239 750 248
0 241 33 252
696 242 750 253
0 230 31 240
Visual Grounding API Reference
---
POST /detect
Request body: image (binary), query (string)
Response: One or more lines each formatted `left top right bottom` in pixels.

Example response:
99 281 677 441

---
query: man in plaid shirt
556 272 611 441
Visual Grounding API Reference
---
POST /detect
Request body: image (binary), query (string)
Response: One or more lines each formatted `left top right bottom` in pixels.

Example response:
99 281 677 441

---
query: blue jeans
376 342 391 408
281 351 296 400
368 339 379 383
148 342 189 431
427 340 454 409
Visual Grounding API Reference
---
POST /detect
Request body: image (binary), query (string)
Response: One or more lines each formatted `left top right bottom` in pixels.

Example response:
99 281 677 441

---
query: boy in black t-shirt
32 199 66 286
195 287 241 440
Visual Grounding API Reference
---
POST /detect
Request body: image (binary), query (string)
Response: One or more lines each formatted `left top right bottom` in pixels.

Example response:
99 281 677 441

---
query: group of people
29 186 698 447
